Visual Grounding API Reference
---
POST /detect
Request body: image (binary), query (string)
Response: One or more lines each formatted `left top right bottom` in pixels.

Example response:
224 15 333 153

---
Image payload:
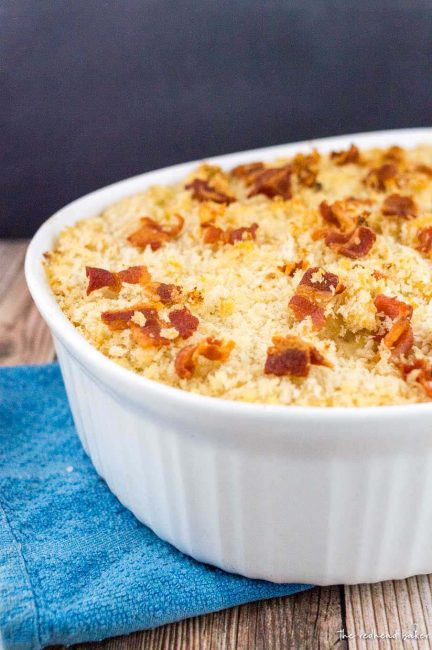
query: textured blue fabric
0 364 311 649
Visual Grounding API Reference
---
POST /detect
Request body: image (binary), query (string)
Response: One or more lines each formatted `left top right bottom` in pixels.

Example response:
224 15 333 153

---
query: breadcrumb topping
44 144 432 406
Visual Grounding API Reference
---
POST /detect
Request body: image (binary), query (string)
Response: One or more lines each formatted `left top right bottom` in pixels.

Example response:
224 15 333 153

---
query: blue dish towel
0 364 311 649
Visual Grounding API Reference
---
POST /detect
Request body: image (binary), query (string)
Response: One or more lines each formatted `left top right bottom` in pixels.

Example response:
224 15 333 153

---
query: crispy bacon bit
168 307 199 339
130 309 171 348
289 295 327 330
374 294 413 321
383 318 414 358
289 267 345 330
375 295 432 400
202 222 259 246
319 200 358 232
230 162 265 183
175 337 234 379
156 283 182 305
248 164 292 200
118 265 151 285
382 193 417 219
298 267 343 294
401 358 432 398
364 163 398 191
86 266 122 295
101 305 155 331
318 200 376 259
330 144 360 166
374 295 414 359
416 163 432 177
202 225 225 244
185 179 235 204
101 304 170 348
417 227 432 256
383 146 405 163
264 335 332 377
232 158 299 196
228 223 259 244
327 225 376 259
291 150 321 188
127 215 184 250
86 264 151 295
278 260 304 277
175 346 196 379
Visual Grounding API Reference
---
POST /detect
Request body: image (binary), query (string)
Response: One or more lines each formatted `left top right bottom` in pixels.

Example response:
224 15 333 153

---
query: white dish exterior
26 128 432 585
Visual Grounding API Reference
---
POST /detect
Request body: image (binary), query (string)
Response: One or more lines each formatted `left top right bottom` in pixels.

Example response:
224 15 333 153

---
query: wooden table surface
2 239 432 650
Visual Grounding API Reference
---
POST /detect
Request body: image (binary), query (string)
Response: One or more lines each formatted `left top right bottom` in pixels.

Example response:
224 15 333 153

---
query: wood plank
0 240 55 365
0 240 345 649
0 240 27 302
234 586 345 650
345 577 432 650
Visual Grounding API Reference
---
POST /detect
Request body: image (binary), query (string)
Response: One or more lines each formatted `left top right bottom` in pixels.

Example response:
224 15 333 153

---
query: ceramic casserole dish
25 128 432 585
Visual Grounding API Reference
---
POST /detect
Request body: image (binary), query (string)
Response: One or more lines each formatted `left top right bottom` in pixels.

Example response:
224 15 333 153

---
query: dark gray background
2 0 432 237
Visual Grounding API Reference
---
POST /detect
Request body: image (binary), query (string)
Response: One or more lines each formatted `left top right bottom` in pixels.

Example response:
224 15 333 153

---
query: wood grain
345 577 432 650
5 239 432 649
0 240 55 365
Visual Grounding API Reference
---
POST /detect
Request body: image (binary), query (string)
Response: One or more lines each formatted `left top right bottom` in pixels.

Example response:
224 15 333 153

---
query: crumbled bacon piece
202 222 259 246
318 200 376 259
101 305 156 331
175 337 234 379
330 144 360 166
382 146 404 163
289 267 345 330
298 267 343 294
185 179 235 204
383 318 414 359
118 265 151 285
401 358 432 398
278 261 304 277
364 163 398 191
175 346 197 379
374 294 413 321
382 194 417 219
417 227 432 256
127 215 184 250
416 164 432 177
101 304 171 348
228 223 259 244
289 295 327 330
168 307 199 339
374 296 432 400
374 295 414 359
130 309 171 348
264 335 332 377
230 162 265 183
291 150 321 188
232 158 301 194
326 225 376 259
202 225 225 245
319 200 359 232
156 283 182 305
86 266 122 295
86 265 151 295
248 164 292 200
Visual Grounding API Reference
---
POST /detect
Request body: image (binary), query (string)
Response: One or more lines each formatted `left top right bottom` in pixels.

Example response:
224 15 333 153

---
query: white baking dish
25 128 432 585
